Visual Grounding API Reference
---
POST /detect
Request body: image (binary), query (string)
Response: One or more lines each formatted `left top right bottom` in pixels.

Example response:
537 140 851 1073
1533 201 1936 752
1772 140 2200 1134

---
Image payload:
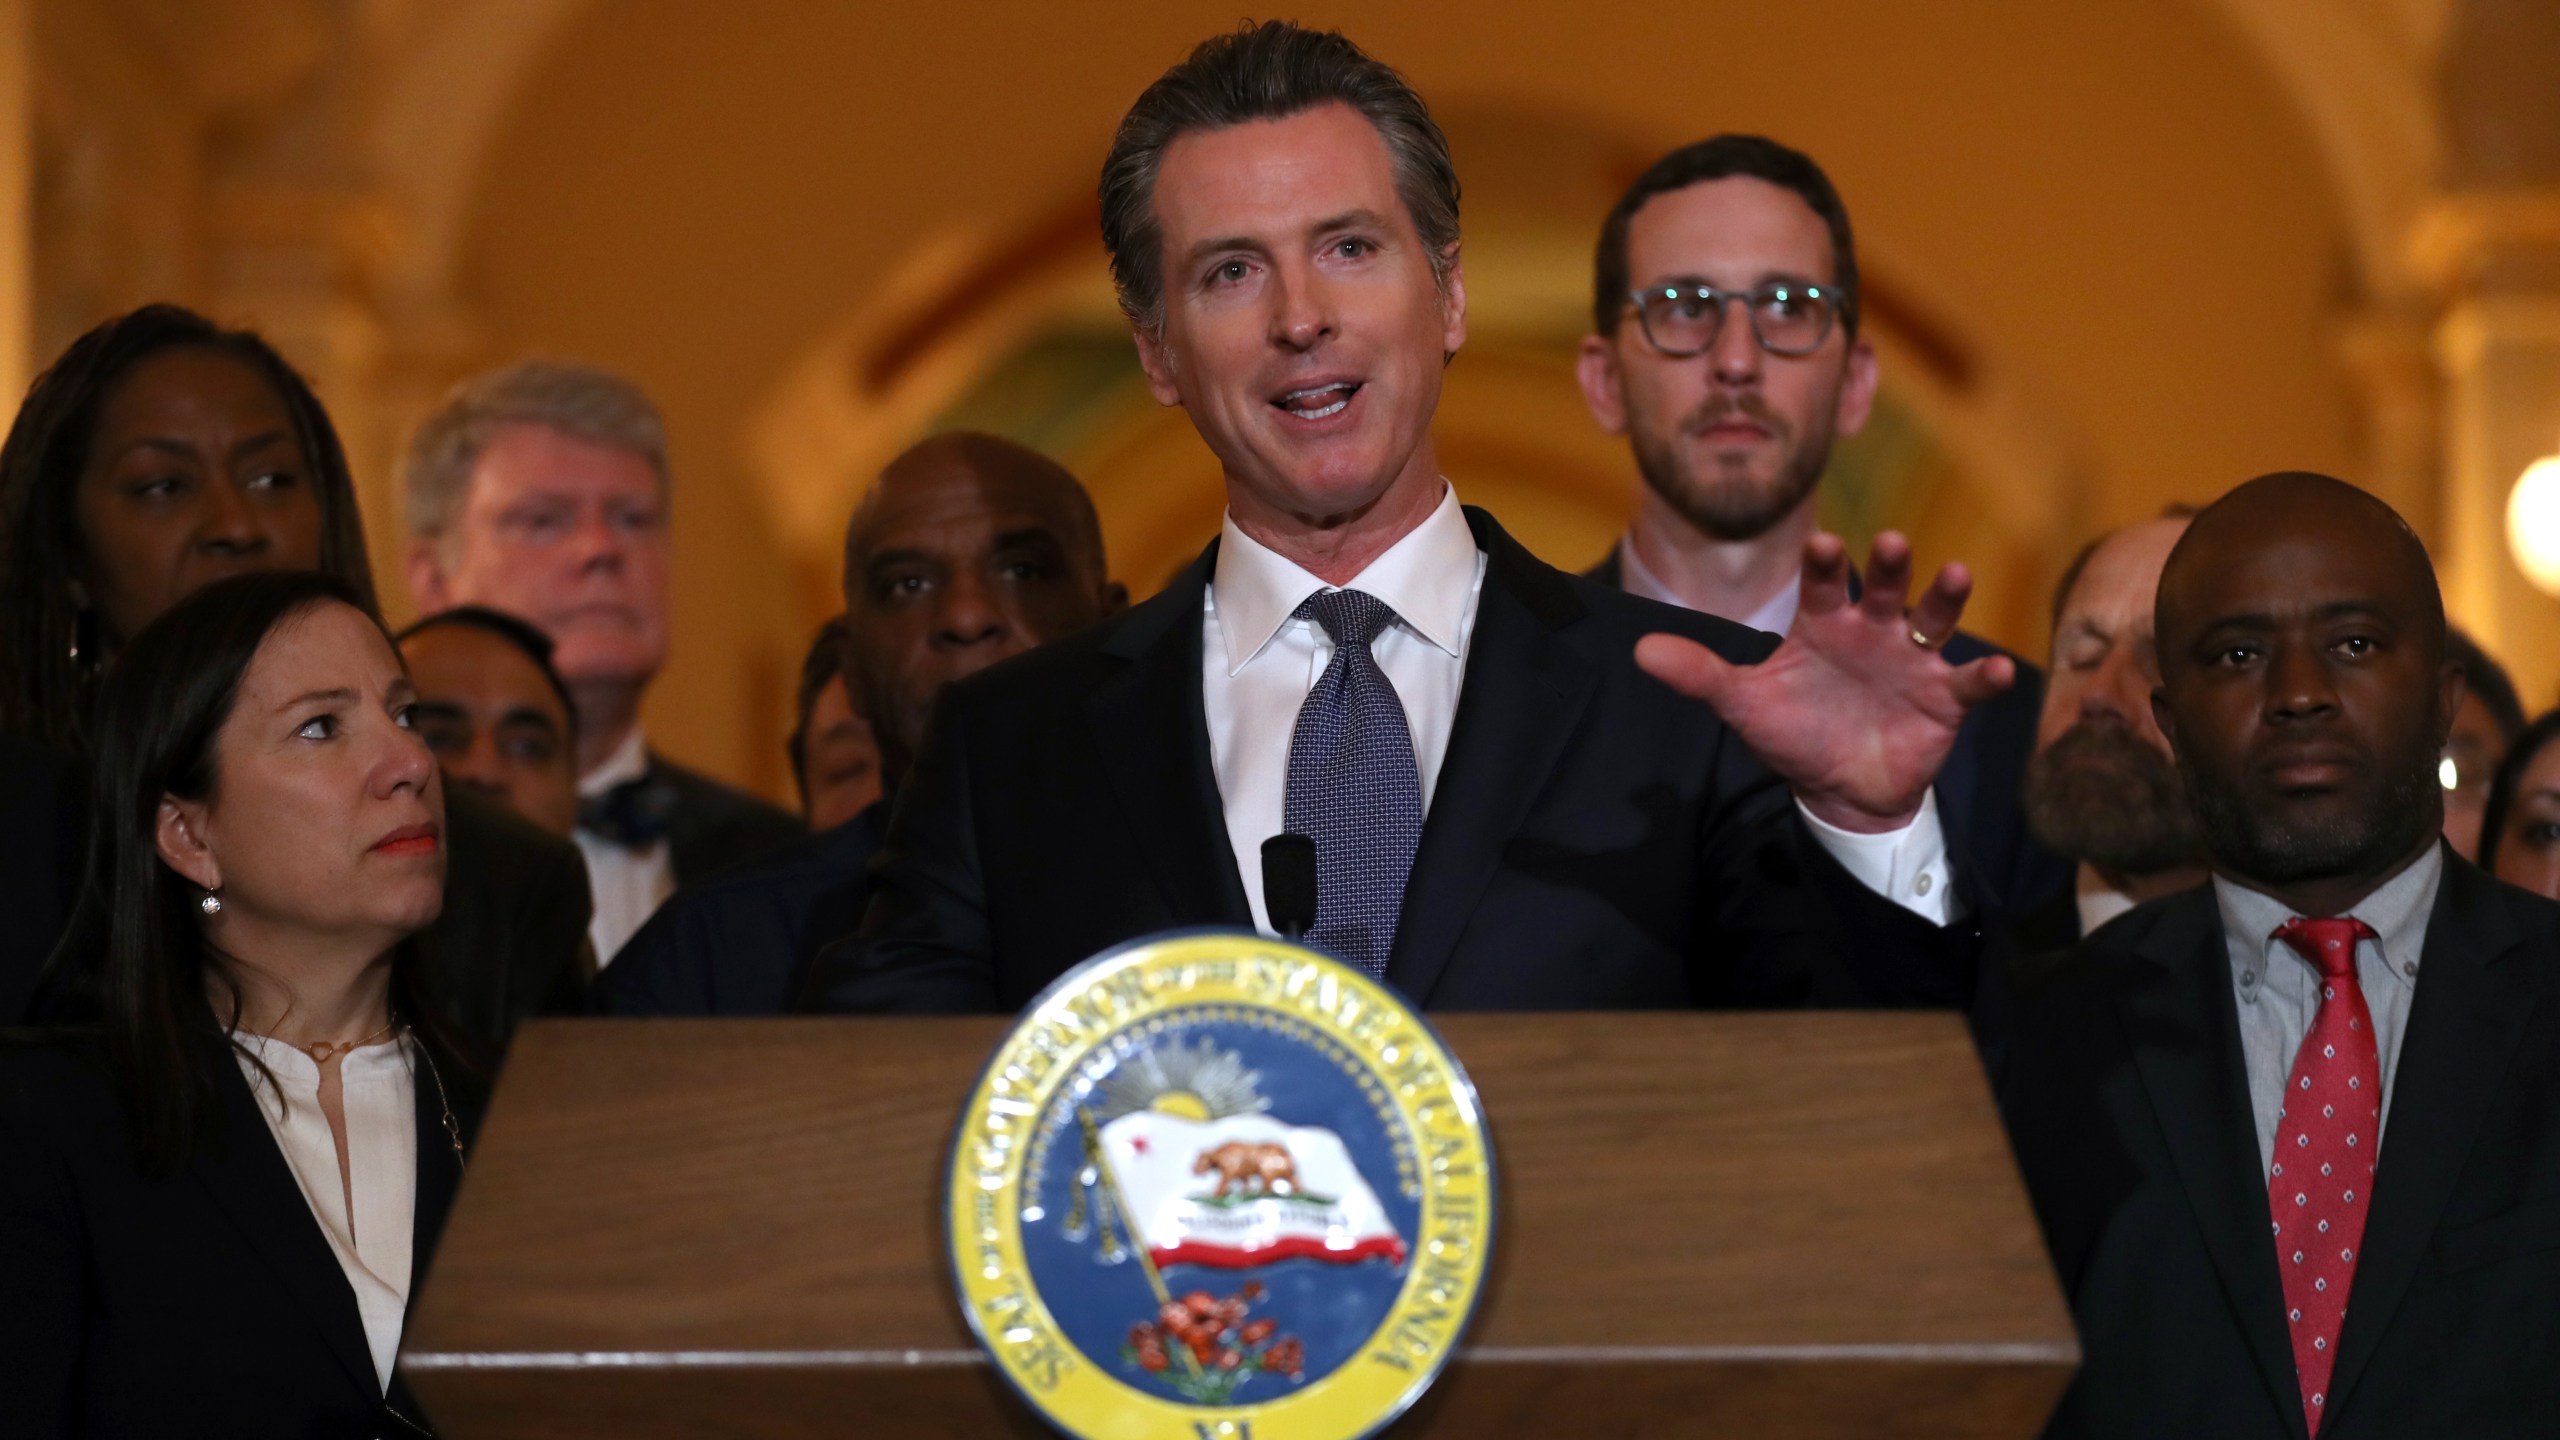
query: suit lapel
1086 545 1253 928
2117 896 2308 1438
196 1056 382 1399
2325 857 2545 1426
1387 512 1597 1003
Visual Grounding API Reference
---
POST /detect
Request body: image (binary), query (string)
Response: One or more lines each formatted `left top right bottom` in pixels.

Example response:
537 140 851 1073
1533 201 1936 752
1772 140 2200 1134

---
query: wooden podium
402 1014 2076 1437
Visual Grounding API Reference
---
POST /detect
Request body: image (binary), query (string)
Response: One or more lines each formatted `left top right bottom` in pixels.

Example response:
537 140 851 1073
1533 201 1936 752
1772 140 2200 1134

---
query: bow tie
579 774 678 849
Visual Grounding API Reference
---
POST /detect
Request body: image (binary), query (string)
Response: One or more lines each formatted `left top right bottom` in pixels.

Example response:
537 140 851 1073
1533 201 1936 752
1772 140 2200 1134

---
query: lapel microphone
1261 833 1318 942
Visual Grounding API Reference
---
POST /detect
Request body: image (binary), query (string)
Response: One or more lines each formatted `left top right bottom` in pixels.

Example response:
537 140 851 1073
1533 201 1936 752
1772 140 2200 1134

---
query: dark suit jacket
1587 544 2069 916
423 792 595 1055
597 804 881 1016
808 508 1975 1014
651 752 805 888
0 737 77 1025
0 1033 483 1437
1999 853 2560 1439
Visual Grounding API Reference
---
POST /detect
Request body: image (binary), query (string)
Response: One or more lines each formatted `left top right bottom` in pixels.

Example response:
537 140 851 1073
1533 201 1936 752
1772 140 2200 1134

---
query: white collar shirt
574 726 676 967
233 1035 417 1392
1204 485 1484 934
1616 530 1803 637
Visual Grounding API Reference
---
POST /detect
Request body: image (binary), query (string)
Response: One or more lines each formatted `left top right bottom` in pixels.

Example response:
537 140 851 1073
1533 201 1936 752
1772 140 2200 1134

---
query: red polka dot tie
2267 916 2380 1435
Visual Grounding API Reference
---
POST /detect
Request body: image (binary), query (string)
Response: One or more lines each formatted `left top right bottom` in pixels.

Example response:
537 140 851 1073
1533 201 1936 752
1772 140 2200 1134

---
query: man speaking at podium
806 21 2015 1014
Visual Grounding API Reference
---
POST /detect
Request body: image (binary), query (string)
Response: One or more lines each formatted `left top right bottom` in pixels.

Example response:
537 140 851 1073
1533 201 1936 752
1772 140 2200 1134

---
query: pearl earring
199 891 223 917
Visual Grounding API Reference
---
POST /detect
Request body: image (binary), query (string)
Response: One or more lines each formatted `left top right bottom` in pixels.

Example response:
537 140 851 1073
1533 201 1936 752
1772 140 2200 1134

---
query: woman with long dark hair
0 571 479 1436
0 304 374 753
0 304 594 1043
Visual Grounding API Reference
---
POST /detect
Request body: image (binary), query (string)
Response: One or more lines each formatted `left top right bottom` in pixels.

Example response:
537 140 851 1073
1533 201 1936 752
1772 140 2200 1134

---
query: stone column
2416 194 2560 705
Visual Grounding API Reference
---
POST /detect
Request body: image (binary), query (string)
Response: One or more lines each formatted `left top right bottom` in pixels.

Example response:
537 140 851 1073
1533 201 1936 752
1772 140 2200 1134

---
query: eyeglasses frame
1624 278 1851 359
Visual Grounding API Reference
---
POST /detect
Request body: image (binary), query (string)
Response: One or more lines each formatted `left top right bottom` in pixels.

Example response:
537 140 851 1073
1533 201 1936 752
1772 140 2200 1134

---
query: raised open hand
1635 531 2014 833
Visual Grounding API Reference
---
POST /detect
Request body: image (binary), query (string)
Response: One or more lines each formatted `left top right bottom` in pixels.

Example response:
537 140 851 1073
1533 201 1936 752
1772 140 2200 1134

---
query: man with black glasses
1576 135 2063 916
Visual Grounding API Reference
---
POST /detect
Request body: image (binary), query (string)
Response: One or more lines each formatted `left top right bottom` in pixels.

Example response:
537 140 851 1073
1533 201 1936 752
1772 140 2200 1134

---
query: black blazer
0 736 78 1025
808 508 1974 1013
1999 852 2560 1439
600 804 881 1016
1587 543 2068 915
651 752 805 888
427 792 595 1053
0 1034 482 1438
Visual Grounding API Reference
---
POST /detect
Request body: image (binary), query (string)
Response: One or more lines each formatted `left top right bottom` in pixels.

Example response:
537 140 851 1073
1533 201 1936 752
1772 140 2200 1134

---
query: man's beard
1630 392 1831 542
2023 723 2207 880
2181 743 2439 887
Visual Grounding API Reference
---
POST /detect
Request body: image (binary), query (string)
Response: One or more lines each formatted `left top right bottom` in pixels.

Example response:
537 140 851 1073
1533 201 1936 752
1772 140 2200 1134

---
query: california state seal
947 931 1496 1440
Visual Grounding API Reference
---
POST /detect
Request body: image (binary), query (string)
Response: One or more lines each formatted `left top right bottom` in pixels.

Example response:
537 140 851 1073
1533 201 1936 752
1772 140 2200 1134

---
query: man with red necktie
2000 471 2560 1439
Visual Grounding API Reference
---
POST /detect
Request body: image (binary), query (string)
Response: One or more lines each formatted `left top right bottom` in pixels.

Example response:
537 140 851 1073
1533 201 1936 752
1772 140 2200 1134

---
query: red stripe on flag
1150 1235 1409 1270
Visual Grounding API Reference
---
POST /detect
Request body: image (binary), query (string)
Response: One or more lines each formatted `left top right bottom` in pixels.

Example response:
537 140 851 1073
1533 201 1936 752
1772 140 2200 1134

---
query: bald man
2000 473 2560 1439
2009 514 2208 956
597 433 1123 1015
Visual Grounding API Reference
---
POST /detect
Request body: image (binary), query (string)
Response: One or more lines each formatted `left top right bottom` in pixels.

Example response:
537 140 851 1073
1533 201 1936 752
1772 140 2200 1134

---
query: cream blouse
232 1033 418 1392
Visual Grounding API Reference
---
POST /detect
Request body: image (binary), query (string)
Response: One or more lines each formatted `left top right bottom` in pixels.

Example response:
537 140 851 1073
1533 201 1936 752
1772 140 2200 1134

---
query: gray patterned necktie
1283 589 1424 978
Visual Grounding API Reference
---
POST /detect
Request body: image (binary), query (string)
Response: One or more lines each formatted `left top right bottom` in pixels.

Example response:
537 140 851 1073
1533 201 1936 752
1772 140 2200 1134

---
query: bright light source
2440 754 2459 791
2508 454 2560 597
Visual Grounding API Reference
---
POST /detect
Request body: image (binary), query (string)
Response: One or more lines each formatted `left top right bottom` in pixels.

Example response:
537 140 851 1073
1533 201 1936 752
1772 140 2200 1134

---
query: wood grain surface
403 1013 2076 1438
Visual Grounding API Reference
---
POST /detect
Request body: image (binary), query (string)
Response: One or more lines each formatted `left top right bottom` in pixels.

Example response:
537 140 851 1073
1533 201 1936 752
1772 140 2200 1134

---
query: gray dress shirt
2215 845 2440 1175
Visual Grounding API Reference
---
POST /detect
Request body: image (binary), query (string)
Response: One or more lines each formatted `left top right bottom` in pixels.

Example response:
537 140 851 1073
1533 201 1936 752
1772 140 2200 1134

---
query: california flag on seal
1098 1112 1408 1270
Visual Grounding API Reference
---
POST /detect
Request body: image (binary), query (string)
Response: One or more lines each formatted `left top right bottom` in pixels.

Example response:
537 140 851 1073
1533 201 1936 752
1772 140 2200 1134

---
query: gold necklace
295 1019 398 1065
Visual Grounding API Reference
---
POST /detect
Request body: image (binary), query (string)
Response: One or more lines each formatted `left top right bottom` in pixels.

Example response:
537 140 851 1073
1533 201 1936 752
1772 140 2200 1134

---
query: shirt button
2242 969 2258 988
2402 962 2418 978
1914 872 1934 897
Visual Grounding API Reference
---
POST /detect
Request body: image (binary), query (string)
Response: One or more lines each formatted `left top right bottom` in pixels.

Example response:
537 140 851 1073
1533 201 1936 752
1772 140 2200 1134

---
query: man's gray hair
1098 20 1461 338
403 359 670 542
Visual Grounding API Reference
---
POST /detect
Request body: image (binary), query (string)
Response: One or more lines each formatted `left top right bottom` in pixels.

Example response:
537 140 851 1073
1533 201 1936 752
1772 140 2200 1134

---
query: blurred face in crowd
2439 688 2508 861
798 675 881 830
400 622 580 838
2153 477 2460 904
1577 176 1877 542
73 347 326 647
1133 102 1465 548
2023 518 2204 884
843 437 1123 780
412 422 670 697
2490 735 2560 902
157 601 445 967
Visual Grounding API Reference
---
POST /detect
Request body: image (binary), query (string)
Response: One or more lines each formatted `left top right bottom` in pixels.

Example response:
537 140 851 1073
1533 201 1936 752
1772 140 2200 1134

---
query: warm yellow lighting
2508 454 2560 597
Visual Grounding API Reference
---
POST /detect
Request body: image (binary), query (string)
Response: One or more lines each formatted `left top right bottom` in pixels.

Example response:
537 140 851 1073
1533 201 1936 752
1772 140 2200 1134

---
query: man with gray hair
404 360 800 964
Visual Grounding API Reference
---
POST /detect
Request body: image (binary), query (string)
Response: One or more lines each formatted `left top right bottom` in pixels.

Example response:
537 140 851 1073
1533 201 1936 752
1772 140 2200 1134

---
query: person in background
0 572 482 1436
786 616 881 832
2002 472 2560 1438
2010 512 2208 957
2475 708 2560 902
600 432 1122 1016
0 305 591 1045
1574 134 2062 917
397 606 581 839
2439 626 2524 861
402 360 801 966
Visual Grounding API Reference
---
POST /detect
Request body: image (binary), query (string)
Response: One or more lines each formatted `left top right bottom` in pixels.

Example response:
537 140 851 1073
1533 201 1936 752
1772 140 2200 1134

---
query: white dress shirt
2077 884 2137 936
1617 529 1804 636
1204 485 1953 934
233 1034 417 1392
576 727 677 967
